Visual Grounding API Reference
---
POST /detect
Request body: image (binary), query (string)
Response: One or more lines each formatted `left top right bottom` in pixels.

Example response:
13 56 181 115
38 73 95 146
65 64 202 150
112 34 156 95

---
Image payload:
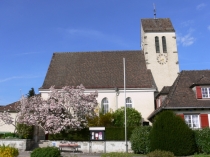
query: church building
39 17 180 124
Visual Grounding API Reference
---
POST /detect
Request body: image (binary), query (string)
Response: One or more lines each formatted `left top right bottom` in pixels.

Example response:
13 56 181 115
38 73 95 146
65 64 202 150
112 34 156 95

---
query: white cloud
59 28 129 47
11 52 40 56
181 20 194 27
0 75 41 83
177 29 196 46
208 25 210 31
196 3 206 10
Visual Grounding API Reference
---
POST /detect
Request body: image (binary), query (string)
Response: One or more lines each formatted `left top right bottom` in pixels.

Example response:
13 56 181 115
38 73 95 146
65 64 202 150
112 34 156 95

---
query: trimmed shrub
112 107 142 127
194 128 210 154
149 110 196 156
0 144 19 157
31 147 61 157
130 126 151 154
147 150 175 157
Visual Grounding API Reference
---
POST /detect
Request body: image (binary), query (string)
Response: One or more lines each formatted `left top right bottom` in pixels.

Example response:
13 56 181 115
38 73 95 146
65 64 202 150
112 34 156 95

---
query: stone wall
0 139 35 151
38 140 133 153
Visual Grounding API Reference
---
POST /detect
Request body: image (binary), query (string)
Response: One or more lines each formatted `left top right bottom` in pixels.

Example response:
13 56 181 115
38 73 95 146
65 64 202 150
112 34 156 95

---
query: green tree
149 110 196 156
87 112 113 127
27 87 35 98
112 107 142 127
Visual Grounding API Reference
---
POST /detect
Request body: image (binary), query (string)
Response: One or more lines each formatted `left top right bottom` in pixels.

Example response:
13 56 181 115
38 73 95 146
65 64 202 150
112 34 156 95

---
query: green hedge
49 127 135 141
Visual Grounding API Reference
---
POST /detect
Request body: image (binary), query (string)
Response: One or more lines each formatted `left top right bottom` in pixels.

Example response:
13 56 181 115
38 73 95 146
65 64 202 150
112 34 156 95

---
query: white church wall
0 112 17 133
40 88 155 122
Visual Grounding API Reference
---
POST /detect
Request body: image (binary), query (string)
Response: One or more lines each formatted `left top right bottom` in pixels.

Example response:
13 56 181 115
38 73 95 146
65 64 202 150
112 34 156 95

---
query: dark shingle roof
141 18 175 32
148 70 210 120
40 50 155 89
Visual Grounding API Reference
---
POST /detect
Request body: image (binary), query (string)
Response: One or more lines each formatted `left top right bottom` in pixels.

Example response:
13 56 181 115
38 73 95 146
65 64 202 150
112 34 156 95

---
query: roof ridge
53 50 142 54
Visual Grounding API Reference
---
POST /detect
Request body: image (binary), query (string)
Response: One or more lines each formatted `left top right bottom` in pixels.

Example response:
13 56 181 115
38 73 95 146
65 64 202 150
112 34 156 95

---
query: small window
184 115 200 128
101 98 109 114
126 97 132 108
155 36 160 53
162 36 167 53
201 87 210 98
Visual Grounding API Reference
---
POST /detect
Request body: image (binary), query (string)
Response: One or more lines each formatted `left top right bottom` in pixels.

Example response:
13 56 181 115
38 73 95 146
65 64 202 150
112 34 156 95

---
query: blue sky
0 0 210 105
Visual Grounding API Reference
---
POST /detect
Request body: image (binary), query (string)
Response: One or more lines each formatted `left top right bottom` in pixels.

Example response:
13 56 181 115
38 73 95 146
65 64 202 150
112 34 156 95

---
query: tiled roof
158 86 171 95
148 70 210 120
40 50 156 89
141 18 175 32
0 101 19 112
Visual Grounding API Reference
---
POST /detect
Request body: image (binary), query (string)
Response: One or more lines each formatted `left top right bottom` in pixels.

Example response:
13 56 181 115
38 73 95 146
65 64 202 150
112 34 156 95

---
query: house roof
157 86 171 96
40 50 156 89
0 101 19 112
148 70 210 120
141 18 175 32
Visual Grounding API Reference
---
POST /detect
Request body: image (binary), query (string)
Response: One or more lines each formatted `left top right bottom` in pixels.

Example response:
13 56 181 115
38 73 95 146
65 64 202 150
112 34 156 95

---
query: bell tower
141 18 179 91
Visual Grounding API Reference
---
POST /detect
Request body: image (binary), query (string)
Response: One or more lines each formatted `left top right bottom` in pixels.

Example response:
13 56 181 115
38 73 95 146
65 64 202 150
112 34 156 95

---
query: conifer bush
149 110 196 156
130 126 151 154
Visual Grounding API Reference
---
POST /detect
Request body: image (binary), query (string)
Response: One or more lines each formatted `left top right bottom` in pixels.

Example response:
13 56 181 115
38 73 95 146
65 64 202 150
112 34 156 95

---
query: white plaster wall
143 31 179 91
40 88 155 122
0 113 17 133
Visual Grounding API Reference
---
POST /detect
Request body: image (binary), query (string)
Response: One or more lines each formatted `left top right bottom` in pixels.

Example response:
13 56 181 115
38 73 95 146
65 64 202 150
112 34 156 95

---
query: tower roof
141 18 175 32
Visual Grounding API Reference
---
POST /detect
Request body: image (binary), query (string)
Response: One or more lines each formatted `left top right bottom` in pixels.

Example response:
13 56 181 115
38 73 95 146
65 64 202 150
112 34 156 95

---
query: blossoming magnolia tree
0 84 98 135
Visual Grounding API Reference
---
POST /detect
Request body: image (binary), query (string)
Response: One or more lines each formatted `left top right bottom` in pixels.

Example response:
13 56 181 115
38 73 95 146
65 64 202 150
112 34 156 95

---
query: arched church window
101 98 109 114
126 97 132 108
162 36 167 53
155 36 160 53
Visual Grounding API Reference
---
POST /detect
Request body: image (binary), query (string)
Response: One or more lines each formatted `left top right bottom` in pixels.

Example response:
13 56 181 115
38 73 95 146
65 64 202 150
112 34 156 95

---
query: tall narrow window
155 36 160 53
101 98 109 114
126 97 132 108
162 36 167 53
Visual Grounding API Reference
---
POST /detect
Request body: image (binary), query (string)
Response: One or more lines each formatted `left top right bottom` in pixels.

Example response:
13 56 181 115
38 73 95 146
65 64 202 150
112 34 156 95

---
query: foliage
130 126 151 154
16 84 98 134
16 123 33 139
87 112 114 127
49 128 89 141
0 144 19 157
149 110 196 156
101 152 141 157
194 128 210 154
31 147 61 157
4 132 19 139
147 150 175 157
27 87 35 98
112 107 142 127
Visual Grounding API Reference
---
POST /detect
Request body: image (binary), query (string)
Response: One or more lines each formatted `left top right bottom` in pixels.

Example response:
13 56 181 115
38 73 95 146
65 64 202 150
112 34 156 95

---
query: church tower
141 18 179 91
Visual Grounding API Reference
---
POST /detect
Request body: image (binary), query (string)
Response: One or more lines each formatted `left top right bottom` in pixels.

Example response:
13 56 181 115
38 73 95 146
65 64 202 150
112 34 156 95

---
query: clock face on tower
157 54 168 64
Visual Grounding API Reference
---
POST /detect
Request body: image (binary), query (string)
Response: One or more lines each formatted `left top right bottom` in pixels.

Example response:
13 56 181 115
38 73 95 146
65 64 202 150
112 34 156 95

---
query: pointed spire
153 3 157 19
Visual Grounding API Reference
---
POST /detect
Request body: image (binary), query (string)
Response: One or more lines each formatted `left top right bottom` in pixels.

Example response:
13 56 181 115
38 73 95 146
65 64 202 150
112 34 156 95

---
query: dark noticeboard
89 127 105 141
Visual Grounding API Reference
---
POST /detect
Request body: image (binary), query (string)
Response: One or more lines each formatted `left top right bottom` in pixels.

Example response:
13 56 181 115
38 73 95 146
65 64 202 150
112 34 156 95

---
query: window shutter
196 86 202 99
200 114 209 128
178 114 184 120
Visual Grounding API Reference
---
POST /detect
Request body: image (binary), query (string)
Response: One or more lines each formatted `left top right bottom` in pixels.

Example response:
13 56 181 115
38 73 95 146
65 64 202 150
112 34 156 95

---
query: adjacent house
148 70 210 128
